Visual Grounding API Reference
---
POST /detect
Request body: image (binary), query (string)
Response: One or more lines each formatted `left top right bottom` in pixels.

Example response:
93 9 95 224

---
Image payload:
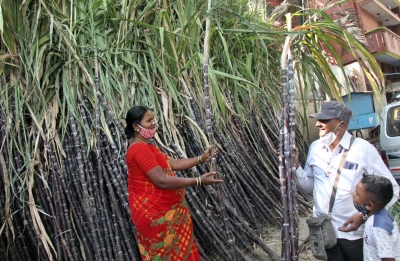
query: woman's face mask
138 124 158 139
319 121 343 146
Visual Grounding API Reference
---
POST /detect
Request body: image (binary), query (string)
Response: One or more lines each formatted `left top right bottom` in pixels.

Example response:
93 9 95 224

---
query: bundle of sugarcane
0 0 384 260
0 95 312 260
278 14 299 261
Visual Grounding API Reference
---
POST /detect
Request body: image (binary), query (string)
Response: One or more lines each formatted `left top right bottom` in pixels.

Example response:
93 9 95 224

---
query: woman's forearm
169 157 202 171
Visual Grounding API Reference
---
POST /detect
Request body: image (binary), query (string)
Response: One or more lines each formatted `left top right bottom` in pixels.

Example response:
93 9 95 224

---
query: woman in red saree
125 106 222 261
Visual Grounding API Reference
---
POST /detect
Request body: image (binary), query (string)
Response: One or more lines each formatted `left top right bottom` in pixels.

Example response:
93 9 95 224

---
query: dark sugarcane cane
281 57 298 261
100 137 132 222
101 165 140 260
229 224 273 261
279 14 299 261
99 132 138 259
221 154 281 226
48 139 88 259
215 158 258 223
168 143 240 256
287 59 299 260
183 189 232 259
12 148 50 260
46 140 94 260
0 194 7 259
89 137 115 260
62 157 96 260
280 54 291 261
34 175 62 260
166 175 232 259
8 218 27 260
69 112 103 260
225 115 282 197
173 125 257 224
213 128 277 224
42 159 73 259
214 127 282 221
224 140 282 210
198 245 213 261
225 204 280 261
91 50 111 261
202 0 236 259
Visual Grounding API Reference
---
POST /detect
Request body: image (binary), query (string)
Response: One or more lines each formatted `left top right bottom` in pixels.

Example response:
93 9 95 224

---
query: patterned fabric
126 142 201 261
363 209 400 261
353 204 368 223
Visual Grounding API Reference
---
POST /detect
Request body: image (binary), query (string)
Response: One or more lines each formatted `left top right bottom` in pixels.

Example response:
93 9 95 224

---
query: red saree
126 142 201 261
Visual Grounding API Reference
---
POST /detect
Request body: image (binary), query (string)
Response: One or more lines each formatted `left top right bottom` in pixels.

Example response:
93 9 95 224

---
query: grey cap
309 101 352 122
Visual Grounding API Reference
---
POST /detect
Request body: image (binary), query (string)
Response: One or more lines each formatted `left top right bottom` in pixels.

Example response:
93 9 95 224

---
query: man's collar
338 131 352 150
318 131 351 150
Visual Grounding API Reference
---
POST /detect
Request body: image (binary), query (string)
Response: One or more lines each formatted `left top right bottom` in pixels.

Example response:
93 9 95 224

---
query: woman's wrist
194 176 201 187
197 155 204 164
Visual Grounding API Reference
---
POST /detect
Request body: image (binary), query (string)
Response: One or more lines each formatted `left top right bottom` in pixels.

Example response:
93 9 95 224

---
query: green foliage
389 200 400 225
0 0 385 260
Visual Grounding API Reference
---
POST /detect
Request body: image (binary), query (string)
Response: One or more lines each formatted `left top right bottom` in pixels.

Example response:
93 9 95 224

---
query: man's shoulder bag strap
329 136 356 214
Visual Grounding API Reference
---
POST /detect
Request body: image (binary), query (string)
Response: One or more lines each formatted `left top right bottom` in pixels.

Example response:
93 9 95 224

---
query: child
352 174 400 261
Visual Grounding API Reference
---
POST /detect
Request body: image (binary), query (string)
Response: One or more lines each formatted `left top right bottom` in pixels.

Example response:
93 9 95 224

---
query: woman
125 106 223 261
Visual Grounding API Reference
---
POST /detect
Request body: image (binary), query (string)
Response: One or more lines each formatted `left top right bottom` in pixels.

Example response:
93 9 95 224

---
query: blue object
342 92 379 131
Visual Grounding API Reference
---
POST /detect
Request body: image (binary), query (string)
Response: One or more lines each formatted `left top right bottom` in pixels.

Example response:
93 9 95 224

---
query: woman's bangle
197 155 203 164
195 177 201 187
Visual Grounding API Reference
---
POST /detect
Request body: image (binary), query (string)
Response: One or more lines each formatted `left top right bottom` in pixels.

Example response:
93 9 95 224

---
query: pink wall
361 9 379 31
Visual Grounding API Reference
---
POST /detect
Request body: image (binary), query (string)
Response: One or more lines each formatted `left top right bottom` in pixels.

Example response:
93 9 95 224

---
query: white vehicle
380 100 400 182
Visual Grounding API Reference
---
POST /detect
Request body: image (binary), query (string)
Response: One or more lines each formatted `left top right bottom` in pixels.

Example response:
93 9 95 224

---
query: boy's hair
360 174 393 209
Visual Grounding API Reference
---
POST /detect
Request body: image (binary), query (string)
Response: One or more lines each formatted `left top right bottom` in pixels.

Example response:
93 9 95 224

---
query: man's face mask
319 121 343 146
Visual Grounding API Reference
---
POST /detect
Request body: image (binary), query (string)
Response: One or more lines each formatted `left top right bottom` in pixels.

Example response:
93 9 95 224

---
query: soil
252 213 318 261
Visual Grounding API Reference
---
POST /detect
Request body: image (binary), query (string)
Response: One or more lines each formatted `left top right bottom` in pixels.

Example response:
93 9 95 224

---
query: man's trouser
325 238 363 261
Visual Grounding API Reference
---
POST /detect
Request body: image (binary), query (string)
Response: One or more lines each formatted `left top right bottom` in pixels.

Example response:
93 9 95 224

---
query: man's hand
338 213 363 232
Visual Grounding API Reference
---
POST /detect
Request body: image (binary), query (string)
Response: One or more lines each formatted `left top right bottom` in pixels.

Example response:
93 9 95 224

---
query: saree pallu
126 143 201 261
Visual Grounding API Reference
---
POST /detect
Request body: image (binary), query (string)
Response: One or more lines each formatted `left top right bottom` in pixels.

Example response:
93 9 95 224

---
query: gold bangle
198 155 203 164
195 177 199 187
198 177 202 187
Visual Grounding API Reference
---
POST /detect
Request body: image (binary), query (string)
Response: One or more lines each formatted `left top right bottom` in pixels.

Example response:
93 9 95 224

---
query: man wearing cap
295 101 399 261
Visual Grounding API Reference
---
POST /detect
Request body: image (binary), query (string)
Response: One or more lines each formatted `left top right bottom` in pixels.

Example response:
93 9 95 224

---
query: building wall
361 9 379 31
296 100 322 145
382 63 393 74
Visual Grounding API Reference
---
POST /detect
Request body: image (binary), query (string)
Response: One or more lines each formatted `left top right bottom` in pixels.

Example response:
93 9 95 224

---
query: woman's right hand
200 172 223 186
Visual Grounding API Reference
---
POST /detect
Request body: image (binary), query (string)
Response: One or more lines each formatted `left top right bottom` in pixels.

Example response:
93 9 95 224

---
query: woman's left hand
200 145 218 163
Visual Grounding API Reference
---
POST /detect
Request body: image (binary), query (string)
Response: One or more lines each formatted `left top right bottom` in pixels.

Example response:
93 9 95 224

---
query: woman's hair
124 106 150 139
360 174 393 209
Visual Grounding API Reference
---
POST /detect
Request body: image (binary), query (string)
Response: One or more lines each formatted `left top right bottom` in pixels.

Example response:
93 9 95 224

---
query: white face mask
319 121 343 146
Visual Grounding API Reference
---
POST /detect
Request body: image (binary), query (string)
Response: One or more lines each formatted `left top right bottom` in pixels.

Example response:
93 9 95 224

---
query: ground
253 214 318 261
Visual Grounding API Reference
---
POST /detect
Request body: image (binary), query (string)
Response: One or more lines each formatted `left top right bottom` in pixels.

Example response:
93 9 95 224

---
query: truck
343 92 400 182
380 100 400 182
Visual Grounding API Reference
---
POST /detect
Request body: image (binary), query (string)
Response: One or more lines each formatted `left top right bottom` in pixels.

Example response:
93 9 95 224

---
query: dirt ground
252 214 318 261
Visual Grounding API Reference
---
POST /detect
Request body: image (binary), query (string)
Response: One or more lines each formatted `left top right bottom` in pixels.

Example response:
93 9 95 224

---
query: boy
352 174 400 261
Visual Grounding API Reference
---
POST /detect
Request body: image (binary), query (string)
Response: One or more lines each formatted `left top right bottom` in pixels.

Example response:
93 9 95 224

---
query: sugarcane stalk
69 112 103 260
203 0 236 259
280 65 291 261
280 13 299 261
287 58 299 260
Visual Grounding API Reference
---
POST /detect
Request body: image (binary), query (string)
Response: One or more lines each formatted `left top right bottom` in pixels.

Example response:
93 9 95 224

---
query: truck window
387 106 400 137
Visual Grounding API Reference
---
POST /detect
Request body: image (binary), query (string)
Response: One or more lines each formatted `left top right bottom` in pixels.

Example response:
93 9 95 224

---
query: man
295 101 399 261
